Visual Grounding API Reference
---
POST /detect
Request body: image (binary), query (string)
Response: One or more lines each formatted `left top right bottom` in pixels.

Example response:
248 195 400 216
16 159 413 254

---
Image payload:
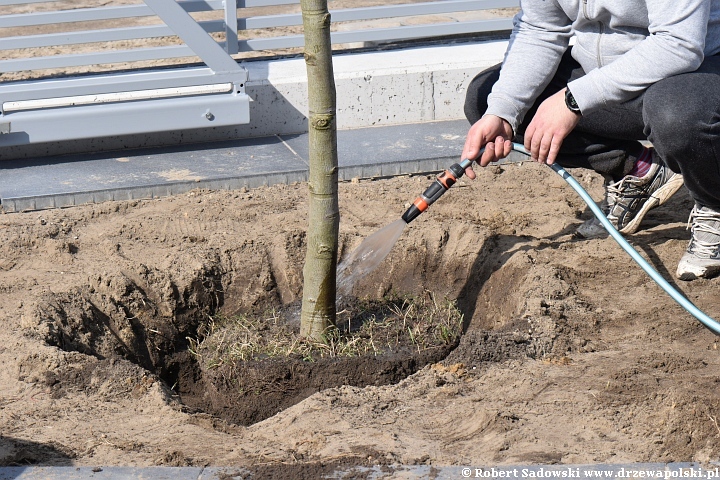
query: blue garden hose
399 142 719 334
508 142 720 335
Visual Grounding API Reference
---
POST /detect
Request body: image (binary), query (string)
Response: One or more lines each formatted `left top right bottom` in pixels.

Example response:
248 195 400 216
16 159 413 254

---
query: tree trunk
299 0 339 339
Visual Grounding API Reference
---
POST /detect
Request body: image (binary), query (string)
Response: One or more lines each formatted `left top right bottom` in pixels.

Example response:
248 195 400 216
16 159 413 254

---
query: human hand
461 115 513 179
523 89 580 164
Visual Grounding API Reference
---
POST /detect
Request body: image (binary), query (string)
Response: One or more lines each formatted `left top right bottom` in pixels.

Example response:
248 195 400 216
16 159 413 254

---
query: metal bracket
143 0 244 75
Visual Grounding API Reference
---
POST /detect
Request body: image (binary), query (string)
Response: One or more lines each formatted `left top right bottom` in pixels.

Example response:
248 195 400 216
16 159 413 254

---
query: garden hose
519 143 720 335
540 150 720 335
401 142 720 335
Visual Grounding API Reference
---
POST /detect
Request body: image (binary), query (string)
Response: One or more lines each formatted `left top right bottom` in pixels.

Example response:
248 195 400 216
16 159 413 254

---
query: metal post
224 0 239 54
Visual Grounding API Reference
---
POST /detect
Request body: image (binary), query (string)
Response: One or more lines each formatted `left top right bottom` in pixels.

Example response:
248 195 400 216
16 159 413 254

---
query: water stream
336 219 407 296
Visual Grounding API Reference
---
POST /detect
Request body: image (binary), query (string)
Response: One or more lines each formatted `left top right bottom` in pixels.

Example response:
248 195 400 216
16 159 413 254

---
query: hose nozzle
401 158 473 223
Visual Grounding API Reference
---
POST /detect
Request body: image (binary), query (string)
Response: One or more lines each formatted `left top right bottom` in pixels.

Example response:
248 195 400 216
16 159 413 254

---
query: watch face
565 89 580 113
569 95 578 109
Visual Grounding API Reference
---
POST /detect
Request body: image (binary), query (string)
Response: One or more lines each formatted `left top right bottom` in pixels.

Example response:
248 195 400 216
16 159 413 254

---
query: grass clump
187 292 464 366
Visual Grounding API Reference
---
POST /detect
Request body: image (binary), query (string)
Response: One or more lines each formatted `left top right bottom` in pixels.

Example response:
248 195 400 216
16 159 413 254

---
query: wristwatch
565 88 582 115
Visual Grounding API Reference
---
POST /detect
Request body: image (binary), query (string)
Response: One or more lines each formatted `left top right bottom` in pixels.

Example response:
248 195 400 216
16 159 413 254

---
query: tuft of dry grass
187 292 464 366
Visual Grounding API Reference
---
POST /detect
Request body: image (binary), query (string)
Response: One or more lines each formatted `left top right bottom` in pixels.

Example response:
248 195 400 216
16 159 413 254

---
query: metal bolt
205 111 215 121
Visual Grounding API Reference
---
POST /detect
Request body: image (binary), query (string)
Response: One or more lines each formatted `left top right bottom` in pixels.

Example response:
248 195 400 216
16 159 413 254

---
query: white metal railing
0 0 517 147
0 0 518 77
0 0 252 146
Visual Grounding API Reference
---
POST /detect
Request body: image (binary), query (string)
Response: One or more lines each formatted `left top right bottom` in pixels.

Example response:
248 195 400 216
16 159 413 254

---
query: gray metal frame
0 0 517 147
0 0 517 72
0 0 250 147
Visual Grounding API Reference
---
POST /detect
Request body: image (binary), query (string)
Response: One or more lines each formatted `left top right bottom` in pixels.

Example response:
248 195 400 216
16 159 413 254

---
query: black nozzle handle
401 179 447 224
401 158 475 224
422 180 447 205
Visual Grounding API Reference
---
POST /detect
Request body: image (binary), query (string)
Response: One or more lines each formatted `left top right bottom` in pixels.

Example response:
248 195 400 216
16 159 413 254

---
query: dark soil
180 343 456 426
26 268 462 427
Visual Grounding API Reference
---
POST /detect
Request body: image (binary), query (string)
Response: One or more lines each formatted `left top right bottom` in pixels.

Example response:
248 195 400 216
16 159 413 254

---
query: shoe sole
677 263 720 281
618 173 684 235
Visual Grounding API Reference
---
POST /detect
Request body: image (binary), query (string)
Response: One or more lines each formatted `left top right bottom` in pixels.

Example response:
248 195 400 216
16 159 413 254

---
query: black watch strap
565 88 581 115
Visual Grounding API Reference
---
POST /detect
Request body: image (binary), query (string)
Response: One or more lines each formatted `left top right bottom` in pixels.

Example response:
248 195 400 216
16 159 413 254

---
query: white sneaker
676 205 720 281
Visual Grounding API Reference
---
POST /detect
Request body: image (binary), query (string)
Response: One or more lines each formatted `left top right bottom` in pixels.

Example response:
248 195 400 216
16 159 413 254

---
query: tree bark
299 0 339 339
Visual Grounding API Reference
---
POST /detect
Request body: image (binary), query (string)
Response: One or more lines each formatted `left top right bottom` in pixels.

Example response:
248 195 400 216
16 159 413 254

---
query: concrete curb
1 39 509 161
0 119 533 212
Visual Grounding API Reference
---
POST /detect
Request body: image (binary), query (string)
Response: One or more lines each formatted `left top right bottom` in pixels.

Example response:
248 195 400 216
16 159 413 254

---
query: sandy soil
1 1 719 476
1 158 719 473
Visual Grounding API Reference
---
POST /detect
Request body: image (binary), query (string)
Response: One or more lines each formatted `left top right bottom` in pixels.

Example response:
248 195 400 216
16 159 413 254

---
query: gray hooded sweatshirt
486 0 720 134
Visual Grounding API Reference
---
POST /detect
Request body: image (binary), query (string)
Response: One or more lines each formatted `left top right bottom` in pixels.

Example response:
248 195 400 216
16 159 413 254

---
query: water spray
338 158 476 294
398 142 720 335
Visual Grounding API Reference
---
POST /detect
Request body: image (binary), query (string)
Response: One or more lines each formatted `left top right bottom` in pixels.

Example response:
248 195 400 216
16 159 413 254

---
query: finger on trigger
481 142 495 166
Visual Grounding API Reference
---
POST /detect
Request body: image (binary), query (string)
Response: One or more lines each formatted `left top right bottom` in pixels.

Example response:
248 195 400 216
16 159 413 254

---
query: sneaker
676 205 720 280
575 176 611 239
605 153 684 234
